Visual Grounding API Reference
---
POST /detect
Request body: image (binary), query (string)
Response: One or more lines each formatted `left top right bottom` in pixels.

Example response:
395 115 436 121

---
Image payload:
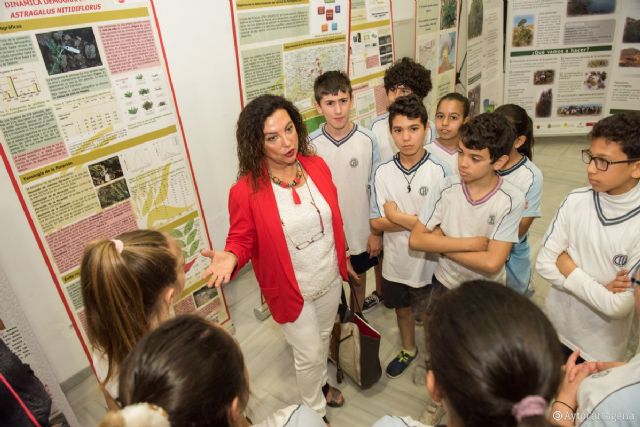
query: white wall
0 0 417 383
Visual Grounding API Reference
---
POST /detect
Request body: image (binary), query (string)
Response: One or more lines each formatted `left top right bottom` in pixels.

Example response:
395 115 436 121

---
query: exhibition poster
414 0 460 117
464 0 503 116
0 0 232 366
230 0 350 130
349 0 394 128
505 0 640 135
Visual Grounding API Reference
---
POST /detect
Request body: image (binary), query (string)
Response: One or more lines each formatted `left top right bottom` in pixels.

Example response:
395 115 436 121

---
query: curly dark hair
236 95 314 189
589 111 640 159
383 57 432 100
388 94 428 130
495 104 534 160
460 112 515 162
313 70 352 102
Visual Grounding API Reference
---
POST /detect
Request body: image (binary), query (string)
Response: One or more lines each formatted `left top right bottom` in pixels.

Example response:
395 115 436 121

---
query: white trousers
280 279 342 417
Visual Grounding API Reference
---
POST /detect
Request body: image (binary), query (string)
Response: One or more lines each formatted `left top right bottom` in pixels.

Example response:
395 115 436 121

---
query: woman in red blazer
202 95 357 421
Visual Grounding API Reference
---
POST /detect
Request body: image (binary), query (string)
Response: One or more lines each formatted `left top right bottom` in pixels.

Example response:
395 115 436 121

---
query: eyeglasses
581 149 640 172
281 201 325 250
388 85 413 97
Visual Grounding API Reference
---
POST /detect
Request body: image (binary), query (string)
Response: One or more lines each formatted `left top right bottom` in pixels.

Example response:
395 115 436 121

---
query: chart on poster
0 0 232 365
505 0 640 135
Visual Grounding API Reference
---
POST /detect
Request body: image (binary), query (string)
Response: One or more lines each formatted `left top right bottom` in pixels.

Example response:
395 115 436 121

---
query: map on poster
0 0 232 367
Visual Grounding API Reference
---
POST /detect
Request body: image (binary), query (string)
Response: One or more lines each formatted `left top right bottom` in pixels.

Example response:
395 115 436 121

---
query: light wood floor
65 136 591 426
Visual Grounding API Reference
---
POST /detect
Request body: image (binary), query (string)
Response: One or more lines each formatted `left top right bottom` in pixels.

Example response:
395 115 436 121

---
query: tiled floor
66 136 590 426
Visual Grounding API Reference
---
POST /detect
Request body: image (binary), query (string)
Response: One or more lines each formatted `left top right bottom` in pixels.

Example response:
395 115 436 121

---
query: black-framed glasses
281 201 325 250
581 149 640 172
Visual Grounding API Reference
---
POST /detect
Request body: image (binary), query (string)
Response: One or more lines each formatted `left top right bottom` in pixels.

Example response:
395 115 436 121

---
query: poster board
414 0 460 117
504 0 640 135
464 0 503 116
229 0 350 131
0 267 80 427
0 0 232 368
349 0 395 128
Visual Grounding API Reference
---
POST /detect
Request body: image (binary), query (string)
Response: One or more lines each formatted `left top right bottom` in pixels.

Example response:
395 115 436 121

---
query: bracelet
554 399 576 413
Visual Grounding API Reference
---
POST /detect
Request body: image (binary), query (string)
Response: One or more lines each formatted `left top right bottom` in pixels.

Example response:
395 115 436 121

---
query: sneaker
386 349 418 378
420 402 446 425
362 291 383 313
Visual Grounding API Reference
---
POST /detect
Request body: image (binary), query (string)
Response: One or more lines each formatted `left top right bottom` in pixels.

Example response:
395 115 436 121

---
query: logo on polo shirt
612 254 628 267
419 186 428 196
349 158 358 167
488 215 495 225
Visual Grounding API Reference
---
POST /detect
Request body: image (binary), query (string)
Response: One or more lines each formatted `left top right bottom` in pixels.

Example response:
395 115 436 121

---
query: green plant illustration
124 91 133 98
142 101 153 110
159 101 166 107
138 88 150 95
128 107 138 114
168 219 201 268
135 74 144 79
139 163 190 228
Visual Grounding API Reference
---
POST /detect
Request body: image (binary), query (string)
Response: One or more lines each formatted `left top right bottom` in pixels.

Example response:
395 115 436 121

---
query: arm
409 220 489 253
371 217 403 233
556 253 635 319
384 201 418 231
550 351 598 427
535 197 570 287
445 240 513 275
518 216 535 238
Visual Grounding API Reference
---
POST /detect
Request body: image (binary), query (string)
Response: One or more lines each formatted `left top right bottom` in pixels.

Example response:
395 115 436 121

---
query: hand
605 269 631 293
201 248 238 288
367 233 383 258
383 201 399 223
556 251 577 278
556 350 597 405
347 258 361 285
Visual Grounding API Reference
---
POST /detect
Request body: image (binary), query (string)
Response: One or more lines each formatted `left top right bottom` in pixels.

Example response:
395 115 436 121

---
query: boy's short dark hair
460 113 515 162
589 111 640 159
384 57 432 100
437 92 470 118
313 70 352 103
388 95 428 130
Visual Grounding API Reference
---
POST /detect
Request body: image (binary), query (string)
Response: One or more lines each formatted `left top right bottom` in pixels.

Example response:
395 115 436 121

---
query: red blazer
224 154 348 323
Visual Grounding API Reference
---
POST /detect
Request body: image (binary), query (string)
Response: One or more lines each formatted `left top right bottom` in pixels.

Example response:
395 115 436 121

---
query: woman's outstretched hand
201 249 238 288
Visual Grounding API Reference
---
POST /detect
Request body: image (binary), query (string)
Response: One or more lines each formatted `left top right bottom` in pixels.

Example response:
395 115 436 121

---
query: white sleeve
523 167 543 218
421 179 446 230
535 245 567 287
369 132 381 189
563 268 635 319
370 166 386 219
492 192 525 242
535 199 570 287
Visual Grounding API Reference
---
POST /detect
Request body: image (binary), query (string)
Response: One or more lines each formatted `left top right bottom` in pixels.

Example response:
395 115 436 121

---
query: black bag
329 283 382 389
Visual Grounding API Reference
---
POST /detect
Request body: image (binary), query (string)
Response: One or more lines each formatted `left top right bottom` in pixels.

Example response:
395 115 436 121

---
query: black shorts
350 251 379 275
382 278 431 310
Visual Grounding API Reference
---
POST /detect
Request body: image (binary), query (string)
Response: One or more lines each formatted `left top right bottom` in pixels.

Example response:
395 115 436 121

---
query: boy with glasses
536 111 640 362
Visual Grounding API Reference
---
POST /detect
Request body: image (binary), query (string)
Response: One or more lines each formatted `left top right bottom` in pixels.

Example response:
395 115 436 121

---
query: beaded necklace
270 161 304 204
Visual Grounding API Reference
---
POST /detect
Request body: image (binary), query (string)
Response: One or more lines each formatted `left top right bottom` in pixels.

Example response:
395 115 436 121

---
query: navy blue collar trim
393 151 429 175
593 191 640 226
321 124 358 147
497 155 527 176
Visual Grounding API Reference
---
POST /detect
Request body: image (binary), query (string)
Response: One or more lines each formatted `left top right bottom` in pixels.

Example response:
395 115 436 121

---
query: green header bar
511 45 612 57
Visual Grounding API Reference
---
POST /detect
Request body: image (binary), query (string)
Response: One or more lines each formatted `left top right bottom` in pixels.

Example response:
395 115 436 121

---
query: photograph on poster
438 32 456 73
35 28 102 76
557 104 603 116
97 179 130 209
468 0 483 39
588 58 609 67
535 88 553 118
194 285 219 308
440 0 458 30
623 17 640 43
567 0 616 17
619 47 640 67
468 85 481 116
533 70 555 85
512 15 534 47
583 71 607 90
88 156 124 186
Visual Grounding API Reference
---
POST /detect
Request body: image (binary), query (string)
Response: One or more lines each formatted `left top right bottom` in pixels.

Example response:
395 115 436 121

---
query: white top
372 415 430 427
536 184 639 361
311 124 380 255
371 152 450 287
497 155 543 219
577 353 640 426
425 139 459 175
370 112 437 162
253 404 326 427
93 350 119 399
273 176 340 300
421 175 525 288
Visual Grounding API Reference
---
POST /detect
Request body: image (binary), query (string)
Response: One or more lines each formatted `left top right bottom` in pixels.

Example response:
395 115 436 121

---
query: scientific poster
465 0 503 116
0 0 232 366
414 0 460 117
349 0 394 128
505 0 640 135
0 267 80 427
230 0 349 128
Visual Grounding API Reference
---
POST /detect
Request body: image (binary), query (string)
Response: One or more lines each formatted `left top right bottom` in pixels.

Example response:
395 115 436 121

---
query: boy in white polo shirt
370 95 450 378
311 70 381 312
410 113 525 289
536 111 640 362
